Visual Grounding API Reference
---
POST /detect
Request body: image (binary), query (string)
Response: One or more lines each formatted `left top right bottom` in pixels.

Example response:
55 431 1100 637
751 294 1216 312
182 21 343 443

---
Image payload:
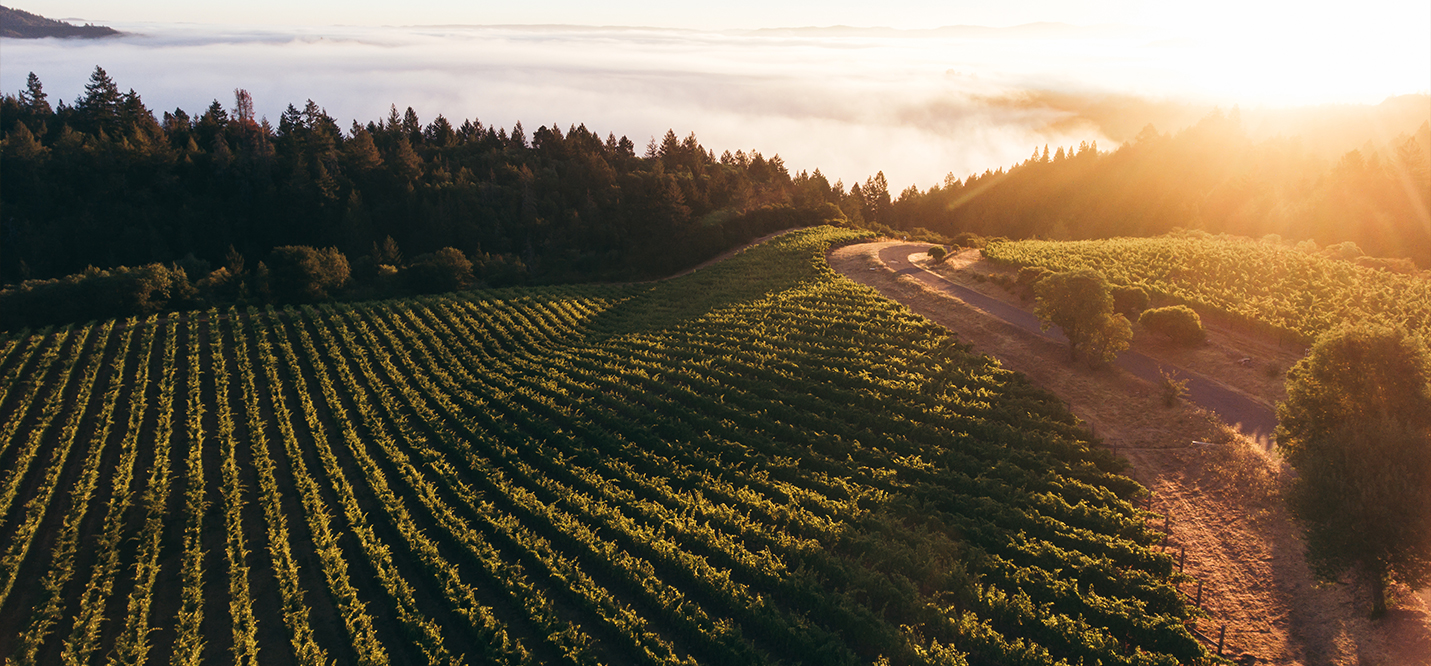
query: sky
3 1 1428 189
13 0 1424 35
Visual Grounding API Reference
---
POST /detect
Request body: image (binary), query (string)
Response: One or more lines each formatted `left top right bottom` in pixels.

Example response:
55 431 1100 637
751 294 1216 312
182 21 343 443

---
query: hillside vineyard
985 234 1431 344
0 228 1201 665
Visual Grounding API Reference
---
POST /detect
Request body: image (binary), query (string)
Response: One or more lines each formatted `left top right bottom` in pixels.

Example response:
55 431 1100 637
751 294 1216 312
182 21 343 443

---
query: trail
876 243 1277 441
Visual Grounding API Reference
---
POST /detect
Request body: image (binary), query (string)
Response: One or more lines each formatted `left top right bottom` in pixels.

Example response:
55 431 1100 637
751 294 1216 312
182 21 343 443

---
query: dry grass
1198 423 1283 511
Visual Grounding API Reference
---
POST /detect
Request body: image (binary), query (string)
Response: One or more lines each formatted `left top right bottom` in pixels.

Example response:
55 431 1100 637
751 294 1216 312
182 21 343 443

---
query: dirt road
877 243 1278 441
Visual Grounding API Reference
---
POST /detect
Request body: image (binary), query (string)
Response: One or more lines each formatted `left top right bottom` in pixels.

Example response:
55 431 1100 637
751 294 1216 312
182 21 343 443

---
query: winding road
874 244 1278 441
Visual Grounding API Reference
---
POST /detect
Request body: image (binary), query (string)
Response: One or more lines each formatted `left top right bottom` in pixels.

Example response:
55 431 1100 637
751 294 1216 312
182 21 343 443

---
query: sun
1133 0 1430 105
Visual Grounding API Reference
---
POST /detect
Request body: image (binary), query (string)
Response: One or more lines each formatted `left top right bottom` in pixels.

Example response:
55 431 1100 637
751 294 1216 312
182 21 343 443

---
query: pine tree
77 66 123 135
21 72 51 116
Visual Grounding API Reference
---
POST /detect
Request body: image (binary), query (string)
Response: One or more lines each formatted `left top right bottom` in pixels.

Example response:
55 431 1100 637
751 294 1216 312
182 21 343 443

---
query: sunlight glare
1132 1 1430 105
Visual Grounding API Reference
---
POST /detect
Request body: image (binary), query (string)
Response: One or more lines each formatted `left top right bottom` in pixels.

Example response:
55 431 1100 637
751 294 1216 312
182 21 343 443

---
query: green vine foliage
0 227 1201 665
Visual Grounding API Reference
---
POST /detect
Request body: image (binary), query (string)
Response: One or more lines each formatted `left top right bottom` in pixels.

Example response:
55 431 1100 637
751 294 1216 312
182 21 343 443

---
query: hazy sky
12 0 1424 36
14 1 1149 28
4 1 1428 189
13 0 1427 54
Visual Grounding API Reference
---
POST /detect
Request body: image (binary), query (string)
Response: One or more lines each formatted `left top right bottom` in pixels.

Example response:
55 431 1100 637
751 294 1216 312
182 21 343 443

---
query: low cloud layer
2 22 1426 189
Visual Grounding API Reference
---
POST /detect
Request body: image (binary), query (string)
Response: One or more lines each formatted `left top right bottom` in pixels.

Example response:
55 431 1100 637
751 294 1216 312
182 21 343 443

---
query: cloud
2 21 1425 190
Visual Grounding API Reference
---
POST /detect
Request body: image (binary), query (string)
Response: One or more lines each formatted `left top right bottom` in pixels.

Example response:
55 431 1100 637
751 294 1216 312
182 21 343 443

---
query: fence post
1196 579 1203 607
1179 546 1185 572
1217 624 1226 655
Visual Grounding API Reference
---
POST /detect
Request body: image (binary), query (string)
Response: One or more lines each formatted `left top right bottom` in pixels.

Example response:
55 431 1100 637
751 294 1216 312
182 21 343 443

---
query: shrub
1354 255 1418 274
406 247 474 294
472 252 529 287
951 231 986 248
267 245 351 302
1017 266 1053 286
928 246 947 264
0 263 195 328
1111 285 1150 317
1158 367 1189 407
1139 305 1205 345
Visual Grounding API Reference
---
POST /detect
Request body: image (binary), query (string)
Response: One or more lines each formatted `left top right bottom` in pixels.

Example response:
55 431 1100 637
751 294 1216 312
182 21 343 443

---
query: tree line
888 110 1431 269
0 67 879 287
3 67 1426 328
1 67 922 326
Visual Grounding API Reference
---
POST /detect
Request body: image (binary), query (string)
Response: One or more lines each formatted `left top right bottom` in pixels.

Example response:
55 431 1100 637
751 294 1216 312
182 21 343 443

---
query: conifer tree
21 72 50 116
77 66 122 135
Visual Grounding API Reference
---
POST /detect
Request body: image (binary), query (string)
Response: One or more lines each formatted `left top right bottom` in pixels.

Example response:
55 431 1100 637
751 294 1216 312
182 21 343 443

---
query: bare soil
830 240 1431 666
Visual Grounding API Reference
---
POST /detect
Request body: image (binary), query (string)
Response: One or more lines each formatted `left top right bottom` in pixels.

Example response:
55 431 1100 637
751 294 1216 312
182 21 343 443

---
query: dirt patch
830 240 1431 666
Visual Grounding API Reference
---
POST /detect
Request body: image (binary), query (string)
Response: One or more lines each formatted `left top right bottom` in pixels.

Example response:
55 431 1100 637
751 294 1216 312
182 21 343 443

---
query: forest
885 110 1431 268
0 67 861 285
1 67 1428 329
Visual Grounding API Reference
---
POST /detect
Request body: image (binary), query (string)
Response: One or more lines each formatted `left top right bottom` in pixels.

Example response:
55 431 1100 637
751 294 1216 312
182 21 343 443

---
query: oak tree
1034 268 1132 364
1276 325 1431 616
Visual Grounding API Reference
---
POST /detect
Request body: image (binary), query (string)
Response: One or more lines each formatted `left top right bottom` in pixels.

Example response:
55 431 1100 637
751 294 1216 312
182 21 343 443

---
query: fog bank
3 21 1427 189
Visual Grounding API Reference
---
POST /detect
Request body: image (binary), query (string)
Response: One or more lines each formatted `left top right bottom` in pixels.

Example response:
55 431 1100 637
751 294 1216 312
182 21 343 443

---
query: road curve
874 244 1278 441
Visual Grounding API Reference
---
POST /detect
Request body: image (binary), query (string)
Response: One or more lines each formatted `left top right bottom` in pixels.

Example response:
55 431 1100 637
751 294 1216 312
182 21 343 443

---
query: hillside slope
0 6 117 38
0 227 1201 665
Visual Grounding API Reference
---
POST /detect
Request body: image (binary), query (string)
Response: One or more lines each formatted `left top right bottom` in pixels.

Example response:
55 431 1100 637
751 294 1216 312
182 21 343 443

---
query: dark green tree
266 245 351 302
76 65 123 135
21 72 51 117
1034 269 1132 364
406 247 473 293
372 236 402 266
1276 325 1431 616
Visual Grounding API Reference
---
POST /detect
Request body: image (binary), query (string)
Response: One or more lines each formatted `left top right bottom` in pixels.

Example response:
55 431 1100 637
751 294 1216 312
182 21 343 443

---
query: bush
1017 266 1053 286
267 245 350 303
1158 366 1189 407
928 246 947 264
1354 255 1418 274
950 231 986 249
406 247 474 294
1112 285 1150 317
472 252 529 287
0 263 195 328
1139 305 1206 345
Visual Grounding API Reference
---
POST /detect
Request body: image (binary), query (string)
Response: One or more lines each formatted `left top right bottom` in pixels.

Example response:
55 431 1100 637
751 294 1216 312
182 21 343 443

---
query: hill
0 227 1203 665
0 6 118 38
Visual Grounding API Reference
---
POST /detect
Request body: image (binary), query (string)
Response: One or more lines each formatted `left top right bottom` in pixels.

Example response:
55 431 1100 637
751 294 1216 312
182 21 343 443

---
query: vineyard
0 227 1201 665
983 234 1431 344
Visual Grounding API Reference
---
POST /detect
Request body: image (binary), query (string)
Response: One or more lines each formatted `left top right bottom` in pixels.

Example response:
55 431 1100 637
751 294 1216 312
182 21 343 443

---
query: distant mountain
0 5 118 38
